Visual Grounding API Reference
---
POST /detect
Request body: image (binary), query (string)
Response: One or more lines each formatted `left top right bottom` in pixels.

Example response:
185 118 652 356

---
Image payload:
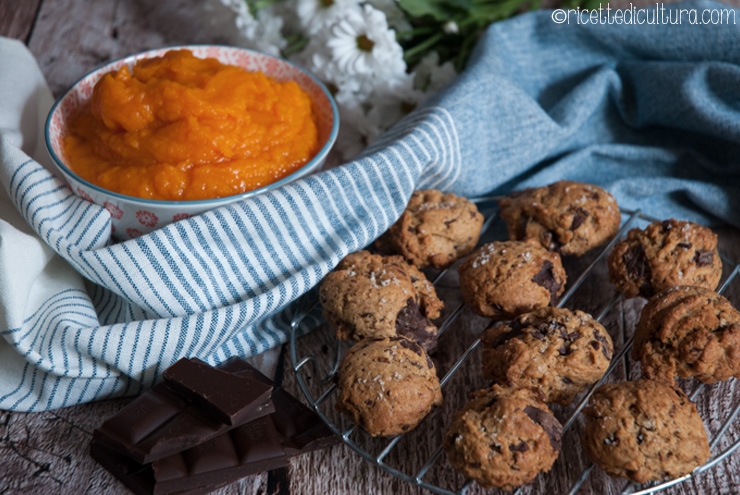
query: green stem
396 26 437 40
469 0 533 20
282 36 309 58
455 30 480 71
245 0 283 15
403 32 445 64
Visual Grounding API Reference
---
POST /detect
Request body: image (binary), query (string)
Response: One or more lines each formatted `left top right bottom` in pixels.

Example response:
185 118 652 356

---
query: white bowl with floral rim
45 45 339 241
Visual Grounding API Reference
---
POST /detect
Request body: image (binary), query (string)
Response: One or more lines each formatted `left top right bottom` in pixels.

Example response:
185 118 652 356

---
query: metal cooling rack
288 201 740 495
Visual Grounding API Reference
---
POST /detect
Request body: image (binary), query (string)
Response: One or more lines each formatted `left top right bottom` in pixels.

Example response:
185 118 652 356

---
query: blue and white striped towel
3 0 740 411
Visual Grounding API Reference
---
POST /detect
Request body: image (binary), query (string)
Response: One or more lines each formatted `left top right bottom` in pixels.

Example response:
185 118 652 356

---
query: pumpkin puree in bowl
64 49 319 201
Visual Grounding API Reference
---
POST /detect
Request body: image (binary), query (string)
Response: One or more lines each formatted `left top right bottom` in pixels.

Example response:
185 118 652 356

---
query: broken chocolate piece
489 319 527 348
517 217 530 239
694 250 714 267
624 244 649 280
397 334 424 356
542 231 562 252
571 208 588 230
395 299 438 351
623 244 653 297
593 331 612 360
91 389 338 495
93 358 275 463
523 405 563 451
531 260 561 306
509 441 530 452
163 358 269 426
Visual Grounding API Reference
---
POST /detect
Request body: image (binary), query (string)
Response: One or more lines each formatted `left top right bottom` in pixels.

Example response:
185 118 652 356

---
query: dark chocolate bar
91 389 339 495
163 358 268 425
93 358 274 463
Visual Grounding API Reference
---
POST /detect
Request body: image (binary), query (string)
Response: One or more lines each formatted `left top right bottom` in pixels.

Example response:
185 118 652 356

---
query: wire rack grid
288 201 740 495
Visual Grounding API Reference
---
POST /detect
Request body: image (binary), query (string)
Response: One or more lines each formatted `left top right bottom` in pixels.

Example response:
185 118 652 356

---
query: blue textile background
414 0 740 225
1 0 740 410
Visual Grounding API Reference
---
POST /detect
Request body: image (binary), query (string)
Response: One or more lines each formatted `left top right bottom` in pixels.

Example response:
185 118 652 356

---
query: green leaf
398 0 472 21
581 0 604 10
469 0 533 22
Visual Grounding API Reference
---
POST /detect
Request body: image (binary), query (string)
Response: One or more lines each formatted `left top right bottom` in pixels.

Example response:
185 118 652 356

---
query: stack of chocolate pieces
91 357 338 494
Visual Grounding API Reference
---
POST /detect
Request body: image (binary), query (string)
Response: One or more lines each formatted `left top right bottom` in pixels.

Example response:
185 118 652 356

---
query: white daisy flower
218 0 252 19
203 0 460 162
443 20 460 35
366 74 420 136
366 0 412 36
240 7 287 56
335 98 370 158
413 51 457 95
201 0 257 45
294 0 363 35
326 4 406 80
298 24 370 100
202 0 285 56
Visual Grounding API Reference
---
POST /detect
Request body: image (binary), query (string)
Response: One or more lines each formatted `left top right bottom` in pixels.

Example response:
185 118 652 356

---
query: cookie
581 379 710 483
607 219 721 299
336 336 443 437
481 307 613 405
319 251 444 350
375 189 485 269
444 385 562 490
458 241 566 319
499 181 621 256
632 285 740 384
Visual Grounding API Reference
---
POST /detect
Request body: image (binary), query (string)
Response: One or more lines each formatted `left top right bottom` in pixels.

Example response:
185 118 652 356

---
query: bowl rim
45 44 340 207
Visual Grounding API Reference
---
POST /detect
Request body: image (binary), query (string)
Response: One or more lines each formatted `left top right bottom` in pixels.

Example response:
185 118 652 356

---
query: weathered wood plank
0 0 41 42
24 0 235 96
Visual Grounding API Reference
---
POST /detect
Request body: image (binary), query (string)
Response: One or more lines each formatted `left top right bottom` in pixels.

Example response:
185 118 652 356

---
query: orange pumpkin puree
64 49 319 201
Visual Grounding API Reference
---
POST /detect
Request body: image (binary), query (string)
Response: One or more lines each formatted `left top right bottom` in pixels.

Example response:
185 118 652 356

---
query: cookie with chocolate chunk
336 336 443 437
608 219 721 299
319 251 443 351
581 379 709 483
481 307 612 405
444 385 562 490
375 189 485 269
458 241 566 319
633 285 740 384
499 181 620 256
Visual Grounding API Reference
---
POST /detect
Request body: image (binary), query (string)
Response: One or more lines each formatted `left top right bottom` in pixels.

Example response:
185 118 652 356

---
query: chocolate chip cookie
607 219 722 299
444 385 562 490
319 251 443 350
499 181 621 257
633 285 740 384
581 379 710 484
374 189 485 269
481 307 613 405
336 336 443 437
458 241 567 319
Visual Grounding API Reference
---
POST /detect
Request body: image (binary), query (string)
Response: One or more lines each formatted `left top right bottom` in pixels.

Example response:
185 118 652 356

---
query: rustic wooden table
1 1 740 495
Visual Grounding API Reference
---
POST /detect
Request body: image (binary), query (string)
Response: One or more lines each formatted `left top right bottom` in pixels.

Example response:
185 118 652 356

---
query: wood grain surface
0 0 41 43
1 1 740 495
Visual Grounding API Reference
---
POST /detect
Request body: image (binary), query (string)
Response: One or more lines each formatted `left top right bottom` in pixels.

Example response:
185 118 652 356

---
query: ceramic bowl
45 45 339 241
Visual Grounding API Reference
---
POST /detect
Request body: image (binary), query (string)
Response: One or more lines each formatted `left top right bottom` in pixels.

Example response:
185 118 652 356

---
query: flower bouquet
206 0 591 159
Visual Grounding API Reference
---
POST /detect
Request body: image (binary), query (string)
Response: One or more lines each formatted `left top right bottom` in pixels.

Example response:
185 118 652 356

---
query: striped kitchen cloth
4 0 740 410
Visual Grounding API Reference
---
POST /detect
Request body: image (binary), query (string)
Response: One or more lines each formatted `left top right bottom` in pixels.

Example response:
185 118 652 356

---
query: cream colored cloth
0 38 98 410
